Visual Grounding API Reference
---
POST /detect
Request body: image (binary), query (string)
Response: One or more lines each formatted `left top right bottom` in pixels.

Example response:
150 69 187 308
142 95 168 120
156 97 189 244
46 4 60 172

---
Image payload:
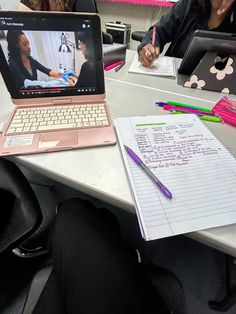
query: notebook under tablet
0 11 116 156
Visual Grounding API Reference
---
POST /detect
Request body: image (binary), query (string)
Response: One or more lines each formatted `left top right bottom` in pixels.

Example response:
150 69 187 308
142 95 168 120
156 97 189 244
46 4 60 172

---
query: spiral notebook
115 114 236 240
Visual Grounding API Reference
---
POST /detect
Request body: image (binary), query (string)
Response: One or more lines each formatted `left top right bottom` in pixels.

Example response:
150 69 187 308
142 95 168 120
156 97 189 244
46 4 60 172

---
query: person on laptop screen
138 0 236 67
6 30 60 89
67 33 96 88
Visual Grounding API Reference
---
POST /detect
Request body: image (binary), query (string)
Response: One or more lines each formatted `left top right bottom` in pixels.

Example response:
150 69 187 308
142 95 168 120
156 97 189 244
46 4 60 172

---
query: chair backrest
0 158 42 255
70 0 113 44
70 0 98 13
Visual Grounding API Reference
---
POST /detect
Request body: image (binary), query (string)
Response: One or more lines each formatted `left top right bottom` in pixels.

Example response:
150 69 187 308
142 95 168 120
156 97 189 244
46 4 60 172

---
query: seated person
33 198 179 314
18 0 112 44
19 0 98 13
67 33 97 88
7 30 60 89
138 0 236 67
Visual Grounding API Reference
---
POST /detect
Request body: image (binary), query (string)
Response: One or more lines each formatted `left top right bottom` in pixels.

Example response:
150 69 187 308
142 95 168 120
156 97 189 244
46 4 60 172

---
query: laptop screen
0 11 104 99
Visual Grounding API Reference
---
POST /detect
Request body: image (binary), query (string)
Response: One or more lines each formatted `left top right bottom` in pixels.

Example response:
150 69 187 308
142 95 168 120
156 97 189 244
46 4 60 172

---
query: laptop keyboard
6 103 110 135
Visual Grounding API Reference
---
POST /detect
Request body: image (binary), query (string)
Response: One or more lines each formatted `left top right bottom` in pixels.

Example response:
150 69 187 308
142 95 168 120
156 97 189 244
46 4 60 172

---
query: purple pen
155 101 167 107
124 145 172 199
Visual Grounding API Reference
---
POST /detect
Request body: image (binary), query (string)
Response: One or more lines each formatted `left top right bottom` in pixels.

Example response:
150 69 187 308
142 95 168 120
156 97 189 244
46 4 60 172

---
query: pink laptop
0 11 116 156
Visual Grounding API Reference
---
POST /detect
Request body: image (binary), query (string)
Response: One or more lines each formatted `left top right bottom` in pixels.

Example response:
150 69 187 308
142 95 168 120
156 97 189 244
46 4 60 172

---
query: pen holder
183 51 236 94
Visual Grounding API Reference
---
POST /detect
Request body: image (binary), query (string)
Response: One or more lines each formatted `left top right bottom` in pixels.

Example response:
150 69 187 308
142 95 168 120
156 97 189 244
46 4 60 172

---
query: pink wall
97 0 174 7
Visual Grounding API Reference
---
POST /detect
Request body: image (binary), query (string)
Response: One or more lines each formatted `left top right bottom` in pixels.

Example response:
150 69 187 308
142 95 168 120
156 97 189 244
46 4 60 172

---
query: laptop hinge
51 98 72 105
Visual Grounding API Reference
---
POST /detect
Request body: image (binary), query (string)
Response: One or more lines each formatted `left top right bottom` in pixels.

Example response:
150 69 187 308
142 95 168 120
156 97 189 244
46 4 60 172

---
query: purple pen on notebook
124 145 172 199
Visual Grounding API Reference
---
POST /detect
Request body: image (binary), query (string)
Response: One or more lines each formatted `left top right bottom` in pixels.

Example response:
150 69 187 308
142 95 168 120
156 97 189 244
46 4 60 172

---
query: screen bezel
0 11 105 99
178 30 236 75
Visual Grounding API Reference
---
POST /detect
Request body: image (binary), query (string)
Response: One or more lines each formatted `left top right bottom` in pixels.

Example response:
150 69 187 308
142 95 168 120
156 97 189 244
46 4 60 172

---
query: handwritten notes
115 114 236 240
128 54 176 78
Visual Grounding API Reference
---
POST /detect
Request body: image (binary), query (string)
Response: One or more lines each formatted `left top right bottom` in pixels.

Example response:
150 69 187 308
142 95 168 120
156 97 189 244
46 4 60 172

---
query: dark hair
77 32 93 47
76 32 94 61
29 0 70 11
6 30 25 60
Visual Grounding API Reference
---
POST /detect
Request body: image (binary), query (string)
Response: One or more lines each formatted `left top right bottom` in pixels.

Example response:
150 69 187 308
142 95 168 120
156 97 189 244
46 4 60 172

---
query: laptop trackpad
38 130 78 150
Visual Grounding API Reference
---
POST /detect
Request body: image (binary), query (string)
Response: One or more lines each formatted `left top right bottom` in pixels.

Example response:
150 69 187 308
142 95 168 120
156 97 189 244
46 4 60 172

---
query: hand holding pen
139 26 160 67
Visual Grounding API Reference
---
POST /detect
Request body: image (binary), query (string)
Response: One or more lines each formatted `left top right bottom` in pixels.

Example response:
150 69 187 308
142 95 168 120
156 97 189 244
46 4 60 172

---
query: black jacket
75 61 96 87
138 0 236 58
9 56 51 89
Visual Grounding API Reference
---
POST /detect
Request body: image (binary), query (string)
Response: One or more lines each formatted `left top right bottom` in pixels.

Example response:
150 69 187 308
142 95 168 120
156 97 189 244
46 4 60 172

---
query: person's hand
67 76 77 86
217 0 235 15
50 70 61 79
139 44 160 67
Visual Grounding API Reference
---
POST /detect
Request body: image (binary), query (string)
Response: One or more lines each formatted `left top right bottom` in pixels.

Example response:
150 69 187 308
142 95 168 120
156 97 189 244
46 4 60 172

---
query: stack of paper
115 114 236 240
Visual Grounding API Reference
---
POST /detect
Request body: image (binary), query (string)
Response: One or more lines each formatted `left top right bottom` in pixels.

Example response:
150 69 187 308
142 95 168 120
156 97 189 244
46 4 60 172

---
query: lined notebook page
115 115 236 240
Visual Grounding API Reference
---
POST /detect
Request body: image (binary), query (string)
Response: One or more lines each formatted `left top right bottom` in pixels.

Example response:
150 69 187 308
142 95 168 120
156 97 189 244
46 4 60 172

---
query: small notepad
115 114 236 240
128 54 176 78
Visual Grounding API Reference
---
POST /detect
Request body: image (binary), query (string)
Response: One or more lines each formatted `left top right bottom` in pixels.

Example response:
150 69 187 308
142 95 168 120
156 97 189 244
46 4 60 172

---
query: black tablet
178 30 236 75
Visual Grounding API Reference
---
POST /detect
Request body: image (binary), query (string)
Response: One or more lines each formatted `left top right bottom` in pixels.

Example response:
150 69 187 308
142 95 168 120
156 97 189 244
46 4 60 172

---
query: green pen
170 110 222 122
167 101 212 113
198 115 222 122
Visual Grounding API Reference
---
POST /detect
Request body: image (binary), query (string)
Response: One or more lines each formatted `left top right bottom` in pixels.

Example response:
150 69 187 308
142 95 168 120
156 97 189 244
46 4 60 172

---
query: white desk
1 50 236 257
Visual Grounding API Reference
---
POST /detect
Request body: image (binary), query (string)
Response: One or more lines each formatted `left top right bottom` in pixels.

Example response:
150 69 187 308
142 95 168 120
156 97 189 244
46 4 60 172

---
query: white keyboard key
38 124 76 131
12 119 22 124
11 123 24 128
7 128 15 134
96 117 107 121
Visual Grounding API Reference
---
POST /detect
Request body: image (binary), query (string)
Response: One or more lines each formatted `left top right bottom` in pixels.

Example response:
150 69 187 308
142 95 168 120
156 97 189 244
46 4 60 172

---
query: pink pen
163 104 215 116
104 60 123 71
152 25 156 46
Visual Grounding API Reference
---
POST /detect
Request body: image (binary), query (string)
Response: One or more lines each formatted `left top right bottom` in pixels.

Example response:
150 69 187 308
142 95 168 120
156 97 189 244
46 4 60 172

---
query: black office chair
0 157 57 312
131 30 146 43
0 158 43 256
72 0 113 44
